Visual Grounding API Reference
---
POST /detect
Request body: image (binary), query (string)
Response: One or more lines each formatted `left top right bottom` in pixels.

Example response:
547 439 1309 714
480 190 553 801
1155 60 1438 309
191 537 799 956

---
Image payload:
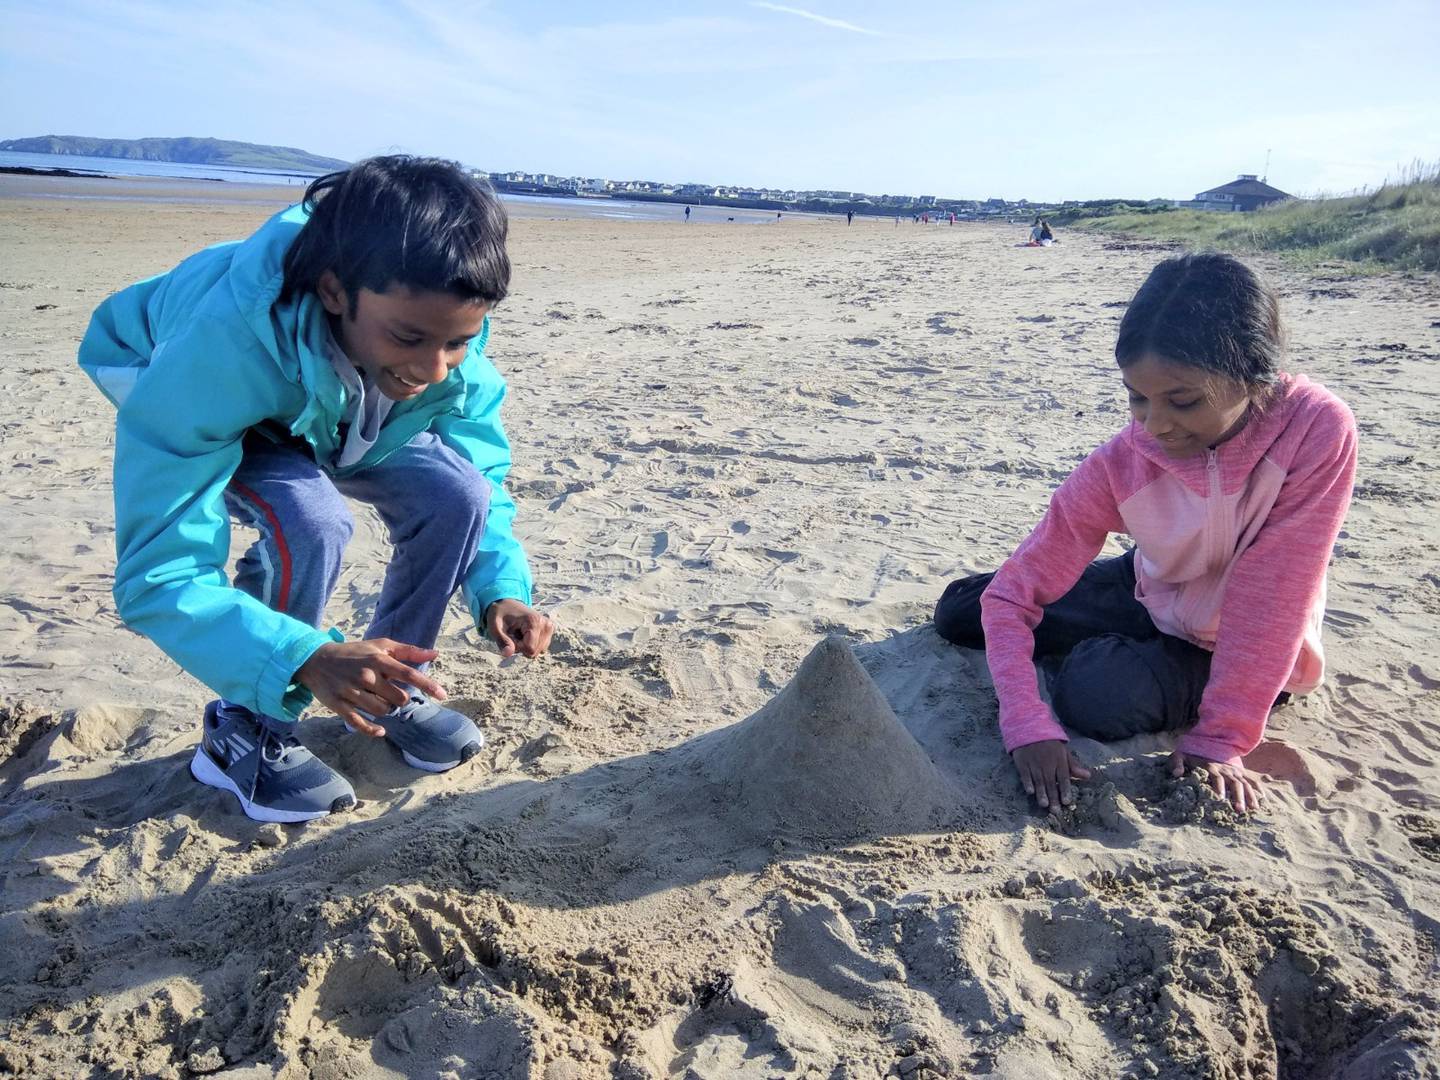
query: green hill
0 135 349 173
1069 162 1440 273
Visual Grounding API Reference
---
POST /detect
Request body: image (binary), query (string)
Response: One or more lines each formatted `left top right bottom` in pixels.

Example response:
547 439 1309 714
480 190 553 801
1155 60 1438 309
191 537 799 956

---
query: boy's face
318 271 488 402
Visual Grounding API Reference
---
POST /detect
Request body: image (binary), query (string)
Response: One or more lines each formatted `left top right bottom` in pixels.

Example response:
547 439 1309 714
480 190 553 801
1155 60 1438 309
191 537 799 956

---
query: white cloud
749 2 882 37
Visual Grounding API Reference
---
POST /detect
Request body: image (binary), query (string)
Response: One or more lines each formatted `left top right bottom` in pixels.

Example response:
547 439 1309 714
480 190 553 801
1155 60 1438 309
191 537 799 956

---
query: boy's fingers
522 615 555 656
351 714 387 738
336 705 385 737
515 621 539 658
1068 756 1093 780
349 687 398 720
493 621 517 658
379 641 440 665
1059 772 1074 806
367 671 413 709
379 659 447 702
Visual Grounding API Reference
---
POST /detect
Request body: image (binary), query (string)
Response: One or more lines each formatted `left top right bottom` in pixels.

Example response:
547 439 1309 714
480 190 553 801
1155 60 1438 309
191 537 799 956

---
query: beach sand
2 180 1439 1079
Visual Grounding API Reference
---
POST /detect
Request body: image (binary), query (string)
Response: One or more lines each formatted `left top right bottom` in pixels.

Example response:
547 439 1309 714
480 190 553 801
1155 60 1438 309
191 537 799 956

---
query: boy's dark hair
281 155 509 312
1115 252 1283 391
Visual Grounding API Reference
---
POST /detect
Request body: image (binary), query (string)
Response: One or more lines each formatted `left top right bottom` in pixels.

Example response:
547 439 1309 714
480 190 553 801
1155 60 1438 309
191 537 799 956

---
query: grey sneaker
348 693 484 773
191 701 356 823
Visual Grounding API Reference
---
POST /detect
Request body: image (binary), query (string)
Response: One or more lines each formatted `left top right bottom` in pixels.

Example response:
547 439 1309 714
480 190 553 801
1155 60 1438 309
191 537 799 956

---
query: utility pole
1263 149 1271 184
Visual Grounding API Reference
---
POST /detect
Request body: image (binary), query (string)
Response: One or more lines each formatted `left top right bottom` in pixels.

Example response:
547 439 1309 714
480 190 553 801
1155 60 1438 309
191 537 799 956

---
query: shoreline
0 172 842 222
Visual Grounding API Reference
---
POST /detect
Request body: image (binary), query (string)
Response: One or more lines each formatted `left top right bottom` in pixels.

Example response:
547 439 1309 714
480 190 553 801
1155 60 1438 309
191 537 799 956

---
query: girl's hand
486 599 556 659
295 639 447 735
1011 740 1092 809
1168 750 1265 813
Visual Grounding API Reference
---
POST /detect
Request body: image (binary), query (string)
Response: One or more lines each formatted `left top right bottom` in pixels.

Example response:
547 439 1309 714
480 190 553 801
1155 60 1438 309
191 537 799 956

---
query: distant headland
0 135 349 174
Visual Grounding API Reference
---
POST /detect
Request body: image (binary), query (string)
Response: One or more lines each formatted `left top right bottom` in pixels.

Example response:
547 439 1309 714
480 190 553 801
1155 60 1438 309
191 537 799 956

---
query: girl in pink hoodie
934 253 1357 814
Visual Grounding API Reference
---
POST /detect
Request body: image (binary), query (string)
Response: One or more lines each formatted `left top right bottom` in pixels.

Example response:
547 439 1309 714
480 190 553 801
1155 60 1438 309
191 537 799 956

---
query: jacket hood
222 203 355 445
1124 373 1312 495
225 203 325 372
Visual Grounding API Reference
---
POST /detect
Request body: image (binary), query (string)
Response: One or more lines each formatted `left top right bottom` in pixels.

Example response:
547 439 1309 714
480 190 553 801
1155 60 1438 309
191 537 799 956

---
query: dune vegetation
1070 161 1440 272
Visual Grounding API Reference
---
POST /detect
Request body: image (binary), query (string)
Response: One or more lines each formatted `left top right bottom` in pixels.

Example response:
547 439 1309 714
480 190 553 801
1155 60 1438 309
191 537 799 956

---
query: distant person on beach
78 156 554 823
847 210 854 225
685 204 691 222
1025 217 1055 247
933 253 1357 814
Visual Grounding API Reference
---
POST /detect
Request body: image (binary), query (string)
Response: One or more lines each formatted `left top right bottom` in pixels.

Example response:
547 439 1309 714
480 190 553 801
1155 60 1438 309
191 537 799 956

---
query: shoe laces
248 726 301 802
258 726 301 764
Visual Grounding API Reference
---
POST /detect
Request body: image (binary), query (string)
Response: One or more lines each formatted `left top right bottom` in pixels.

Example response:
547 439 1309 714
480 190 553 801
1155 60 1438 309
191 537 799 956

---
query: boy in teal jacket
79 156 554 823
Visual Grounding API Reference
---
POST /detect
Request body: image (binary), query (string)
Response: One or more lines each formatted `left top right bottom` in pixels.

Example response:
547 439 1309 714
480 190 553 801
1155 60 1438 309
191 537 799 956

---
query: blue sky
2 0 1436 200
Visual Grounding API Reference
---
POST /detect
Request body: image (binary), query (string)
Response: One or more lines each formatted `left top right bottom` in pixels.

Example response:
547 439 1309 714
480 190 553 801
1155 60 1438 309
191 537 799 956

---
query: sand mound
691 635 958 842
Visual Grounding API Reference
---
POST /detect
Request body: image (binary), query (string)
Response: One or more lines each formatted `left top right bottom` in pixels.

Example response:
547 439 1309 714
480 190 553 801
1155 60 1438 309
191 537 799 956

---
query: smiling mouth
389 372 425 389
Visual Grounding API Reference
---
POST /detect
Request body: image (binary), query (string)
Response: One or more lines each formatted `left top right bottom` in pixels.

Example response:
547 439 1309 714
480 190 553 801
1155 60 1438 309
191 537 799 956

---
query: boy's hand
1011 740 1092 809
1168 751 1265 813
485 599 555 658
296 639 447 735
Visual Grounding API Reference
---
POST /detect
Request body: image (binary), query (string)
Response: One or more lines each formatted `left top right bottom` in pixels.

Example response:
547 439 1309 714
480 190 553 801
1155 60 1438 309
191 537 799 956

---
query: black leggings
934 550 1216 742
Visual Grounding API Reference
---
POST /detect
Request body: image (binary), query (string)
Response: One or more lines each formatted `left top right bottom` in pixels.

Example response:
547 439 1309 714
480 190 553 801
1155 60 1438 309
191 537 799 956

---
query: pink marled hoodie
980 374 1358 766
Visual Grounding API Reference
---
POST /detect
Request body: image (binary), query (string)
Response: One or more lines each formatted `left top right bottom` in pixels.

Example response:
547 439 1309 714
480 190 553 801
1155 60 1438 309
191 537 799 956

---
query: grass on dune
1071 162 1440 273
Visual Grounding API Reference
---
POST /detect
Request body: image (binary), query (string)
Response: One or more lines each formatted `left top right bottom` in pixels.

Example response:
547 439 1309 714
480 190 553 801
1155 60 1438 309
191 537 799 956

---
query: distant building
1182 174 1291 212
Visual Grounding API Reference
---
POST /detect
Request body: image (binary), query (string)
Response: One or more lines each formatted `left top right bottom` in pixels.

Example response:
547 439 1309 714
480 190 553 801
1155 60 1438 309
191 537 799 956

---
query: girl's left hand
485 599 556 658
1168 751 1266 813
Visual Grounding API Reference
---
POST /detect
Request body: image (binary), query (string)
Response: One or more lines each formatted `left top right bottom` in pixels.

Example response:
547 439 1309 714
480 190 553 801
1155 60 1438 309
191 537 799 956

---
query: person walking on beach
684 204 691 222
847 210 854 225
78 156 554 823
933 253 1357 814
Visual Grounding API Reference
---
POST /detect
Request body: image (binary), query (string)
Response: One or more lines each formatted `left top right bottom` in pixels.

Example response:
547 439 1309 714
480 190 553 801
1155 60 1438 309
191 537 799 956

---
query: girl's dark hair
281 155 509 311
1115 252 1283 391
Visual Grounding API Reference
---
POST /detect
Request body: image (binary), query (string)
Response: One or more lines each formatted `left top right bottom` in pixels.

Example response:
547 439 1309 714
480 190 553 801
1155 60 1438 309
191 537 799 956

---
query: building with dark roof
1181 174 1292 212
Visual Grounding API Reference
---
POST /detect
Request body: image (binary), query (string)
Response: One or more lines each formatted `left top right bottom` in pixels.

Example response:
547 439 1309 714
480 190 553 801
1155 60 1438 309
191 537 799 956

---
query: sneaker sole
345 723 483 773
189 746 349 824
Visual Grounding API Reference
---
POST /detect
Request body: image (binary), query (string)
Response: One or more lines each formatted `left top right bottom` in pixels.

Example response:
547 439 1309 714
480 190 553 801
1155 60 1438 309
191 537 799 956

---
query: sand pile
689 635 959 842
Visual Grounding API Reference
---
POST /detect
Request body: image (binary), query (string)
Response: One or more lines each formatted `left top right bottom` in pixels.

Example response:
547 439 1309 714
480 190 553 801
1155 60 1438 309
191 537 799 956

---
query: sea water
0 151 782 223
0 150 318 187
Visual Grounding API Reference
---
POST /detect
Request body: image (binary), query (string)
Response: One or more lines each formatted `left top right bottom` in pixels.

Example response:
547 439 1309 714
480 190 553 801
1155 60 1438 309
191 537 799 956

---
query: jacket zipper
1206 448 1223 570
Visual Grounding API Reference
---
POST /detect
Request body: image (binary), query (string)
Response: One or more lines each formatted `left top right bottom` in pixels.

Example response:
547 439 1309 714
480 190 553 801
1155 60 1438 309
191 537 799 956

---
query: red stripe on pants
229 481 293 613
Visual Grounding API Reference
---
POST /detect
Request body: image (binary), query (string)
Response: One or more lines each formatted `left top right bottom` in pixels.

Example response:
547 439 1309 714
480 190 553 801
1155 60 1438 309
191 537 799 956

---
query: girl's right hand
1011 740 1092 809
295 639 448 736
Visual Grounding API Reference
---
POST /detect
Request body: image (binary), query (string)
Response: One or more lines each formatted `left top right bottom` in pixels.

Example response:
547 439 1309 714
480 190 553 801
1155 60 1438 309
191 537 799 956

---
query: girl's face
1122 353 1253 459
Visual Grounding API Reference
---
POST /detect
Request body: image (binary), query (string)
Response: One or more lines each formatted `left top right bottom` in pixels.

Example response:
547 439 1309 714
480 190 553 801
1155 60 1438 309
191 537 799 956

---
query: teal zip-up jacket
78 204 534 723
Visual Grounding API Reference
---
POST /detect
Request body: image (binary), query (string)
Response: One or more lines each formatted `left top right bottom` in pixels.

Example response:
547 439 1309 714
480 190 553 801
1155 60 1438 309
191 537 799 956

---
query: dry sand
2 179 1439 1079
